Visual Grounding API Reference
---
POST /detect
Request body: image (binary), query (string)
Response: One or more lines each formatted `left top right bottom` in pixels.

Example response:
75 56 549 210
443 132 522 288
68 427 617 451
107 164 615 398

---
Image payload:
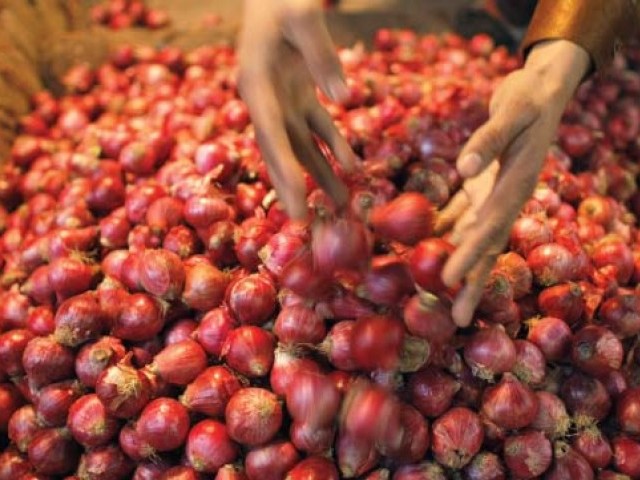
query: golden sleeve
522 0 640 70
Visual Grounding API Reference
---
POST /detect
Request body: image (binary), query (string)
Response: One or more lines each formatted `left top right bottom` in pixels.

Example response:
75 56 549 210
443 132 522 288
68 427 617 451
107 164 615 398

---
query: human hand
237 0 356 220
437 39 591 327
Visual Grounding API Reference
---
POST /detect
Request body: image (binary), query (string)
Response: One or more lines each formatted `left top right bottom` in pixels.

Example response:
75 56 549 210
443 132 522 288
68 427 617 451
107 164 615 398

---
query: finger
451 254 497 327
456 101 538 179
283 4 348 102
434 189 471 235
287 118 349 209
306 104 357 172
239 73 309 220
443 132 544 287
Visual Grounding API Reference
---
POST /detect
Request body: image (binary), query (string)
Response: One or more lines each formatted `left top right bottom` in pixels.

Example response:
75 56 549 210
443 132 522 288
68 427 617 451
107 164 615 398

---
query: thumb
284 5 348 103
457 106 536 179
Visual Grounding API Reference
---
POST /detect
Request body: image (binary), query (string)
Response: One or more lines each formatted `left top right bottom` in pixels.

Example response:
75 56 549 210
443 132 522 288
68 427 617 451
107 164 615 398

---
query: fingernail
459 153 482 177
327 78 349 103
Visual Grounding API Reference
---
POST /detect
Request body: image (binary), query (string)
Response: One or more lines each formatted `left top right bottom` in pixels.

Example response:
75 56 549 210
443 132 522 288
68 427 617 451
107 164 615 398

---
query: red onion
392 462 446 480
119 422 154 462
336 429 378 478
8 405 41 452
260 230 307 277
22 335 75 387
28 428 80 476
612 436 640 478
234 217 277 270
227 273 277 325
76 444 135 480
54 292 106 347
289 420 335 454
0 447 31 480
162 225 200 259
311 217 371 272
279 248 332 299
184 195 232 229
285 370 341 428
0 383 23 431
369 192 434 245
599 293 640 338
408 238 455 294
527 242 578 286
181 365 242 417
512 339 546 385
0 329 34 376
164 318 198 345
351 314 405 371
100 210 131 250
137 397 190 452
357 254 415 306
146 196 185 234
35 380 82 427
546 442 594 480
463 325 516 380
67 393 120 448
530 391 571 440
617 387 640 435
509 216 553 257
285 456 339 480
47 226 99 260
537 282 584 326
403 293 456 345
407 368 460 418
193 306 236 356
139 249 185 300
431 407 484 469
274 304 326 344
571 325 623 376
147 339 207 385
481 373 539 430
318 320 358 371
526 316 572 361
464 452 506 480
221 325 275 377
0 290 30 330
245 441 300 480
270 347 322 396
560 371 611 422
503 430 552 479
591 235 634 285
225 387 282 447
216 464 250 480
75 336 126 388
112 293 164 341
185 419 239 473
387 404 430 464
496 251 532 299
21 267 55 306
95 359 152 418
572 426 613 470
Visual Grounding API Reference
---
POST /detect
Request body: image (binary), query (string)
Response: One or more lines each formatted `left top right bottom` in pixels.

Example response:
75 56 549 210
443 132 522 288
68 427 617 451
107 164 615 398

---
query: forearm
522 0 640 71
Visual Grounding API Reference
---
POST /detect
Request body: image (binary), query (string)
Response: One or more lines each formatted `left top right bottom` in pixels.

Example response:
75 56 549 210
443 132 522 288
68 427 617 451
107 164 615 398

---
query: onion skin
570 325 623 377
431 407 484 469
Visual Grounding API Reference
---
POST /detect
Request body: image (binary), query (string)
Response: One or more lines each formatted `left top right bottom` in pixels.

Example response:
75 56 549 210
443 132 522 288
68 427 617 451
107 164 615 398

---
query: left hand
437 39 591 327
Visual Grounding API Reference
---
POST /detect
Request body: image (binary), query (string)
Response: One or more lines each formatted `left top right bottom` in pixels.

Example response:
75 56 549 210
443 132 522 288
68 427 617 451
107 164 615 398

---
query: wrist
525 39 591 97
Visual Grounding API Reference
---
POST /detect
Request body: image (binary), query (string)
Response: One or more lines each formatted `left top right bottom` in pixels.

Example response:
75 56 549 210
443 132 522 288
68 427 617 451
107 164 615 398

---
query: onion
75 336 126 389
216 464 250 480
431 407 484 469
546 442 594 480
357 254 415 306
95 358 152 418
287 413 335 453
512 339 546 385
185 419 239 473
537 282 584 326
527 242 578 286
139 249 185 300
463 325 516 380
0 384 23 432
22 335 75 388
530 391 571 440
617 387 640 435
54 292 106 347
481 373 539 430
279 249 332 299
572 426 613 470
260 230 307 277
274 304 326 344
164 318 198 345
311 217 371 273
270 347 322 396
369 192 434 245
136 397 190 452
464 452 506 480
77 444 135 480
560 371 611 422
408 237 455 294
221 325 275 377
387 404 430 464
0 290 30 330
285 370 341 428
8 405 41 452
503 430 552 479
0 448 31 480
0 329 34 376
403 293 456 345
162 225 200 259
591 235 634 285
225 387 283 447
318 320 358 371
571 325 623 376
599 293 640 338
21 267 54 306
184 195 232 229
67 393 120 448
100 209 131 250
28 428 80 476
612 436 640 478
407 368 460 418
181 365 242 416
35 380 82 427
336 430 378 478
234 217 277 270
285 456 339 480
392 462 446 480
245 441 300 480
112 293 164 341
509 216 553 257
526 316 572 361
119 423 154 462
227 273 277 325
340 380 403 452
496 251 532 299
194 306 236 356
350 314 405 371
147 339 207 385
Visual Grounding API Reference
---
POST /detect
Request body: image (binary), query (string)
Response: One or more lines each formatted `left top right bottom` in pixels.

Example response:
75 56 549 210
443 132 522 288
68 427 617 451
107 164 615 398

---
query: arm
237 0 356 220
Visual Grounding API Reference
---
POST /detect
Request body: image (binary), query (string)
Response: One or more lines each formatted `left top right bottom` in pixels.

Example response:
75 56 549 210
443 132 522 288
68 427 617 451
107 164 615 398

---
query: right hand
237 0 357 220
